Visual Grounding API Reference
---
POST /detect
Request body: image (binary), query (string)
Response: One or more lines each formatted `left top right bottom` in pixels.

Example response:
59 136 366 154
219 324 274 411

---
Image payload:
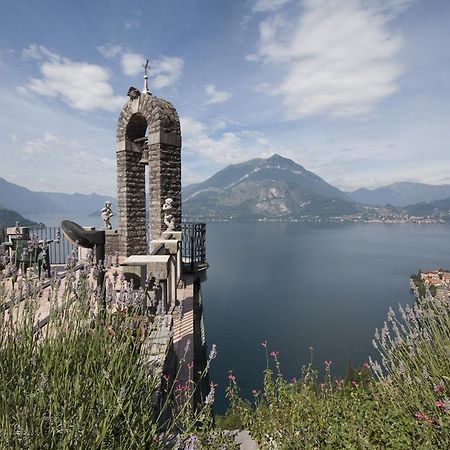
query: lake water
201 222 450 413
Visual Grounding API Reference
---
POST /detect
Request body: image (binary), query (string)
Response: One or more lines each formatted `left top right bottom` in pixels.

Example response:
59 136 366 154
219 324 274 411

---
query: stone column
117 141 147 256
147 133 181 241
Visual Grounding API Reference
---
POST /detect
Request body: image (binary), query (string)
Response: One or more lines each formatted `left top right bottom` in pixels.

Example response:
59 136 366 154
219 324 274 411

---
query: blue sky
0 0 449 196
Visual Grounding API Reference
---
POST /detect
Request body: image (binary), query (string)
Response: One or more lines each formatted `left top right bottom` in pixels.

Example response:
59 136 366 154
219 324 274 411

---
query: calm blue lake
201 222 450 413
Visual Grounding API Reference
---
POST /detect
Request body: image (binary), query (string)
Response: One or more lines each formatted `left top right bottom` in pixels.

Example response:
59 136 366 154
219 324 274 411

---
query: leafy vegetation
0 257 234 449
411 271 437 298
224 293 450 448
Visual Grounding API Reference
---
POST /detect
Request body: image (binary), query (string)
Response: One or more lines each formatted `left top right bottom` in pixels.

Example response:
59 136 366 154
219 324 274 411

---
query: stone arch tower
116 88 181 257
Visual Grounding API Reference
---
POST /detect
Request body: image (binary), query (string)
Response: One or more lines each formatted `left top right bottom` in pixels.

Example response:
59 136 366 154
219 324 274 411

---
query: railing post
190 224 195 271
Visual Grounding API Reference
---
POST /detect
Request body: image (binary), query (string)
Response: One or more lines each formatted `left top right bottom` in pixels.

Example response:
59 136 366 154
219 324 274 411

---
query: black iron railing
181 222 207 271
30 226 74 265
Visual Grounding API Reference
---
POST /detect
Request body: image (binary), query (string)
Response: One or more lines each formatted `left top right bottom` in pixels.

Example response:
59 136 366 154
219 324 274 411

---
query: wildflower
205 383 215 406
291 377 297 384
415 412 433 425
270 351 279 358
185 435 199 450
162 373 169 382
436 401 445 408
362 362 370 369
252 389 260 397
227 370 235 382
434 382 444 393
351 381 359 388
261 340 267 348
208 344 217 361
324 360 332 369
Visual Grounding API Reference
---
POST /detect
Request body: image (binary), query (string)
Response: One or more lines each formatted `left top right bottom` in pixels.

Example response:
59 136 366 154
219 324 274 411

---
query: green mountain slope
183 154 358 220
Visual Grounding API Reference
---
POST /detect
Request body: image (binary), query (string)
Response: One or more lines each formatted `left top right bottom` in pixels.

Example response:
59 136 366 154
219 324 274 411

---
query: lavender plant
0 262 231 449
225 291 450 448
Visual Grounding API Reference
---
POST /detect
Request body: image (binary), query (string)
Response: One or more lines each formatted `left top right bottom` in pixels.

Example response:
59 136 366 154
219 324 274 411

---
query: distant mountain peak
182 153 353 219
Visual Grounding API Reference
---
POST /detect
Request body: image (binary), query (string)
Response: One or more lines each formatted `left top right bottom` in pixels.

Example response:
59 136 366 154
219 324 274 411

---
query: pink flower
270 351 279 358
436 401 445 408
162 373 169 382
351 381 359 388
291 377 297 384
434 382 444 393
415 412 433 424
188 362 194 370
252 389 260 397
261 340 267 348
363 362 370 369
227 370 235 382
335 379 344 389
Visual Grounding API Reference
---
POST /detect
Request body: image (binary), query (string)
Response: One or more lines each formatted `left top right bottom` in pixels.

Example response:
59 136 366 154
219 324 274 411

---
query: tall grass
0 259 234 449
225 291 450 448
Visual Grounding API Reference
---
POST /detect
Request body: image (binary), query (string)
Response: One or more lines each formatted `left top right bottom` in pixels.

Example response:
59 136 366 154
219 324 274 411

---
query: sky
0 0 449 196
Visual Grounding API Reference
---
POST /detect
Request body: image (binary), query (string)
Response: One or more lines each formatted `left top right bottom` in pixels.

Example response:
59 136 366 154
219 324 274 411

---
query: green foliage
226 294 450 449
0 266 234 449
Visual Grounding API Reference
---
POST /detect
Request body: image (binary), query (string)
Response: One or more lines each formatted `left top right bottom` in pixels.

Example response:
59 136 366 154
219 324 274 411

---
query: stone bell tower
116 62 182 257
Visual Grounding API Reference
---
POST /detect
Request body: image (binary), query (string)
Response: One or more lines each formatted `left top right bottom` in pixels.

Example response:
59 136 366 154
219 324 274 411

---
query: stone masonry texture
116 93 181 257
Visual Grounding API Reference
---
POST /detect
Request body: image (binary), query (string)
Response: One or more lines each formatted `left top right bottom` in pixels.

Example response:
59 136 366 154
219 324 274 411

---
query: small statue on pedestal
101 201 114 230
162 198 175 231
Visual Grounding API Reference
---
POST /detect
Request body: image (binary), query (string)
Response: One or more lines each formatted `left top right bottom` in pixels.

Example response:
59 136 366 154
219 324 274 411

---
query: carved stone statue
162 198 175 231
127 86 141 100
101 201 114 230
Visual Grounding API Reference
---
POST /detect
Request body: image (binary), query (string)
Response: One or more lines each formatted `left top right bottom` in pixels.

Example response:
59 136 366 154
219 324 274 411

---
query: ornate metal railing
181 222 207 271
30 226 74 265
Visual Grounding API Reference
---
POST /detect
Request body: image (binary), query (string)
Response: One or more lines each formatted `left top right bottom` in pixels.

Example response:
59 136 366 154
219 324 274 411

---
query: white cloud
253 0 409 119
205 84 233 104
97 44 123 59
22 44 59 61
120 53 183 89
121 52 146 76
151 56 184 89
181 116 274 165
124 18 140 30
22 132 63 155
253 0 291 13
20 45 125 112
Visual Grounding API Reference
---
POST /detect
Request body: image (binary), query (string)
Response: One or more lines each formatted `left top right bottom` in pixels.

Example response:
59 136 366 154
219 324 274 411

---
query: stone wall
116 92 182 257
117 143 147 256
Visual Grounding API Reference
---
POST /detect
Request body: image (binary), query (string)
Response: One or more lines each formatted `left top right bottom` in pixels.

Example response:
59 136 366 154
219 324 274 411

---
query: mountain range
183 154 358 220
2 155 450 223
0 177 116 217
347 182 450 207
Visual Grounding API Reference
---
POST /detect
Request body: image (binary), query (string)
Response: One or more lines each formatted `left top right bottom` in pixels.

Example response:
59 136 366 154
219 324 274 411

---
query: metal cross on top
143 59 151 95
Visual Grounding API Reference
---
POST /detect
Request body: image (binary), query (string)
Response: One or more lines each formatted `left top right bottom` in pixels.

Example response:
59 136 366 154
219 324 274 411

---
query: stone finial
127 86 141 100
143 59 152 95
162 198 175 231
101 201 114 230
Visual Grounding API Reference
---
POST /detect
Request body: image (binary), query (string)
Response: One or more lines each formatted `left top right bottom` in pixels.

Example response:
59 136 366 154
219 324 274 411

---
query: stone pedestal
105 229 119 259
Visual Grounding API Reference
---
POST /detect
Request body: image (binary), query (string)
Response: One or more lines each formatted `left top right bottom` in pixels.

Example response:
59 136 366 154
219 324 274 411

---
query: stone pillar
116 91 181 258
148 139 181 241
117 140 147 256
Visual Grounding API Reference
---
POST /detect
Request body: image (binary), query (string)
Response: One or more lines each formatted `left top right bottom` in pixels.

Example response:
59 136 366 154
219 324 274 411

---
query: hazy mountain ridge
348 182 450 207
0 209 37 228
183 154 358 220
0 177 116 217
405 198 450 219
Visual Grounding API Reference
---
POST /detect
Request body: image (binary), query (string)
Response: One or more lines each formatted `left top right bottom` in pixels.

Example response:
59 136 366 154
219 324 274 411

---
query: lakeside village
411 268 450 299
251 212 444 224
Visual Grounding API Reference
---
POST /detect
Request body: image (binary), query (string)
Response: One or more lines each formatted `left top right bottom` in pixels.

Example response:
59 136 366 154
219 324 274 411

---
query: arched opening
126 113 147 141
